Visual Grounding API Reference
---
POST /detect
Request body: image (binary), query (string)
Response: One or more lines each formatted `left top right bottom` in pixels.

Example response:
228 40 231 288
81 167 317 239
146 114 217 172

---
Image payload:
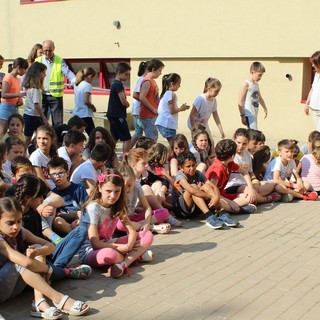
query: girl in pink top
0 58 28 140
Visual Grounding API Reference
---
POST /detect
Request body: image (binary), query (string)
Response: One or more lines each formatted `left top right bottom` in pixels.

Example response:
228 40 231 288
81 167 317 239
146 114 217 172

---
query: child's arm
138 194 152 231
84 92 96 112
179 178 212 200
139 81 157 114
189 106 198 128
238 82 249 126
212 111 225 138
258 90 268 119
24 229 56 257
119 212 137 250
34 102 49 126
170 158 179 179
118 90 130 109
168 93 189 114
238 167 256 202
37 191 64 214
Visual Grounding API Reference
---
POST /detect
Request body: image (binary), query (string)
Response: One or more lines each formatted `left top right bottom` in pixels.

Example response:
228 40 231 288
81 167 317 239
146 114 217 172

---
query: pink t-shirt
1 73 21 105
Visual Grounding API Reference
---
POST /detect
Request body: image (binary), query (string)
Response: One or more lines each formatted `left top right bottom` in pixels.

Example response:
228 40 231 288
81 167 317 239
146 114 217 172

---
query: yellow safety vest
36 55 65 97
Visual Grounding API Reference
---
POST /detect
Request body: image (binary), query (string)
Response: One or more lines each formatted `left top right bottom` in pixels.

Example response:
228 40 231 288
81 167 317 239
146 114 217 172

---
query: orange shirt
139 77 159 119
1 73 21 105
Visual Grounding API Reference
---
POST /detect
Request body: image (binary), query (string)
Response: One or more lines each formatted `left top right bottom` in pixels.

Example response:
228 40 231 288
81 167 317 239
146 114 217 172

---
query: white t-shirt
126 182 144 216
58 146 72 171
263 157 297 181
310 73 320 111
155 90 178 129
187 94 217 130
244 80 260 117
226 150 252 187
29 149 55 189
132 76 144 116
70 159 99 186
73 81 94 118
24 88 42 117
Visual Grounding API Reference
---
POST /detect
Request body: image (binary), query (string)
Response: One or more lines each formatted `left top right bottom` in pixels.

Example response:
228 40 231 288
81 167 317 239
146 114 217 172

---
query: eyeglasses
49 171 66 178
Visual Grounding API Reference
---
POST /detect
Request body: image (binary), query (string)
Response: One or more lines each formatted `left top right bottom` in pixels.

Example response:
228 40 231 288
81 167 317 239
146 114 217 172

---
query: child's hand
180 103 190 112
26 245 38 259
91 105 96 112
304 105 310 115
37 205 55 217
156 191 166 201
208 196 220 209
115 244 130 254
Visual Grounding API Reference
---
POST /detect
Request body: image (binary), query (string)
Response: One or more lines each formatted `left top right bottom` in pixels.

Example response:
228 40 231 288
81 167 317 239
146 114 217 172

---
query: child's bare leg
142 185 162 209
255 181 275 196
53 217 72 234
303 181 313 192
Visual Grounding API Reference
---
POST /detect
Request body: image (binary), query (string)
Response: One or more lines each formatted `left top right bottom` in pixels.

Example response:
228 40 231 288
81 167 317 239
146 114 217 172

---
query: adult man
36 40 75 126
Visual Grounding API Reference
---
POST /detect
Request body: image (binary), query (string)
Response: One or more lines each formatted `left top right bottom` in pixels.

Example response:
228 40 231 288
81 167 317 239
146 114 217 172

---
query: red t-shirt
206 158 240 191
139 77 159 119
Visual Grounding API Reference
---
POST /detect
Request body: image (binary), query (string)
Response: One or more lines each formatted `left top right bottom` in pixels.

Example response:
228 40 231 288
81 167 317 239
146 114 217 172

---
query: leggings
85 230 153 267
116 208 169 232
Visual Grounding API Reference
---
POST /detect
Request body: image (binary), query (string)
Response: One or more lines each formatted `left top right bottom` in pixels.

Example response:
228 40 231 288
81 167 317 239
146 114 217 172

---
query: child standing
117 165 170 234
79 170 154 278
169 133 190 179
1 114 25 143
139 59 165 141
22 62 49 147
29 125 58 189
107 62 132 154
238 62 268 130
155 73 189 144
264 139 318 201
0 197 90 316
0 57 28 140
187 77 225 138
73 67 97 136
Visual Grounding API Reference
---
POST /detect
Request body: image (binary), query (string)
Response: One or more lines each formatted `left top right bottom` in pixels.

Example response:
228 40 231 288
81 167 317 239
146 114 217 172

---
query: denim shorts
141 117 158 141
0 102 19 121
157 125 176 139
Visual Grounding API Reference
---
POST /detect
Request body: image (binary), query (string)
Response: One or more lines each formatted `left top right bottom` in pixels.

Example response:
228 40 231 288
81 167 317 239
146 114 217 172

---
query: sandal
53 295 89 316
151 223 171 234
30 299 62 320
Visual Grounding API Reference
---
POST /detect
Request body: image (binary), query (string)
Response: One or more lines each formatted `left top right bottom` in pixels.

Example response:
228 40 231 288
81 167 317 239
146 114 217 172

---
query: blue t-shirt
53 182 88 215
106 79 126 118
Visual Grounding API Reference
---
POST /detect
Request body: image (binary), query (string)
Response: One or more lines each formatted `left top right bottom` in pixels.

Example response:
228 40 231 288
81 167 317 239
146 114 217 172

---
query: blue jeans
48 226 87 282
141 117 158 141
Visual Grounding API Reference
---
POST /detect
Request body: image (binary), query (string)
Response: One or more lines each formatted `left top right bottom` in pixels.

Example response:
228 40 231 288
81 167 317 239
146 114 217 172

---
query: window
64 58 130 95
21 0 65 4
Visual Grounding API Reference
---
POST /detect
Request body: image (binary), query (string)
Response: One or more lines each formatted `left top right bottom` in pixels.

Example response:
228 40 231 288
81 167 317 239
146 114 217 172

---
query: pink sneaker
303 191 318 201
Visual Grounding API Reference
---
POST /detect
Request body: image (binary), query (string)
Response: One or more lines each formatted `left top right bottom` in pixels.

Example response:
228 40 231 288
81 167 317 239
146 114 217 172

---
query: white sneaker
140 249 154 262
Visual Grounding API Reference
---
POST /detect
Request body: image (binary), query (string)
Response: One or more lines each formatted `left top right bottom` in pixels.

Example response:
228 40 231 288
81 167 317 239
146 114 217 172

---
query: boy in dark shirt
106 62 132 154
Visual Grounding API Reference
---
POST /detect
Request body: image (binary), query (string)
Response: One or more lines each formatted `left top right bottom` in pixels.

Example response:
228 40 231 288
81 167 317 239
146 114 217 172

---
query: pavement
1 198 320 320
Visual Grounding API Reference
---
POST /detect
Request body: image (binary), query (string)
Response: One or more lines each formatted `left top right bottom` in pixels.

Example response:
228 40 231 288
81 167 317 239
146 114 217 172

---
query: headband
97 173 122 184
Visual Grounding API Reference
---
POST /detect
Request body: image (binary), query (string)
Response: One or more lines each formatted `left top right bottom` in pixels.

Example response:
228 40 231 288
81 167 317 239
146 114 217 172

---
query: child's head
148 143 168 167
11 156 33 182
22 61 47 89
177 151 197 176
311 136 320 163
233 128 250 154
47 156 69 187
215 139 237 161
87 126 115 151
91 143 112 170
277 139 294 160
67 116 87 132
203 77 222 97
27 43 43 64
250 62 265 82
135 136 156 150
12 57 28 76
125 148 148 175
118 164 136 194
137 60 148 77
84 169 126 218
191 125 211 153
169 134 189 159
146 59 164 78
307 130 320 151
310 51 320 72
75 67 96 86
28 178 49 210
5 137 25 162
7 114 24 138
63 129 86 154
116 62 131 82
36 125 57 157
0 197 23 238
248 129 259 153
160 73 181 98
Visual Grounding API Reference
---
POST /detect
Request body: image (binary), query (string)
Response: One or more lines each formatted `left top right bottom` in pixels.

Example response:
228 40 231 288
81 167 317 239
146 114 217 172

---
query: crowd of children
1 53 320 319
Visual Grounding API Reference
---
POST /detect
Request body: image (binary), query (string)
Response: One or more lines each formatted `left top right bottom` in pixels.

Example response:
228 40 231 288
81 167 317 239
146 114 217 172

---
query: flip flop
151 223 171 234
30 299 62 319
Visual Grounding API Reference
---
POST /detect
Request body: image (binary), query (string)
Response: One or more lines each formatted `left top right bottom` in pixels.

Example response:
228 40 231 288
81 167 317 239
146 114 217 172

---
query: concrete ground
1 199 320 320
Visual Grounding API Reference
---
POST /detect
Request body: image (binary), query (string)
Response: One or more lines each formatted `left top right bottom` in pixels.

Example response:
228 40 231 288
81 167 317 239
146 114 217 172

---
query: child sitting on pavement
206 139 258 214
172 151 238 229
264 139 318 202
